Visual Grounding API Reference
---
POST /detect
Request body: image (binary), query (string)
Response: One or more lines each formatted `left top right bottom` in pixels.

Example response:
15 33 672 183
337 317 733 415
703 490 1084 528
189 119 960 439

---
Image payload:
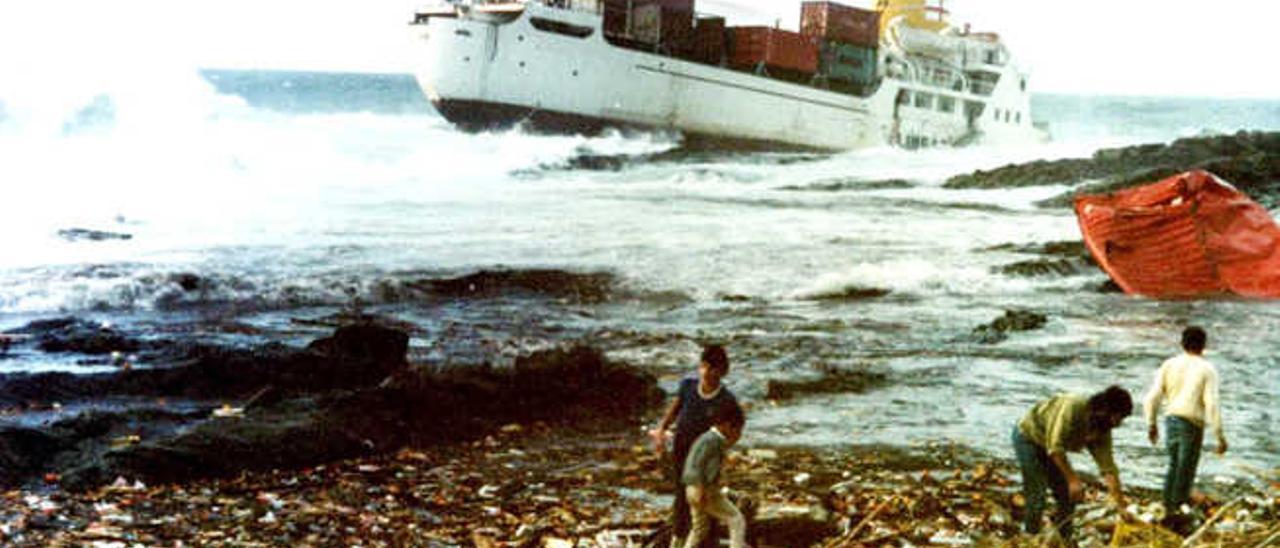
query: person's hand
647 428 668 455
688 485 704 506
1216 437 1228 455
1148 425 1159 445
1110 492 1127 508
1067 477 1084 502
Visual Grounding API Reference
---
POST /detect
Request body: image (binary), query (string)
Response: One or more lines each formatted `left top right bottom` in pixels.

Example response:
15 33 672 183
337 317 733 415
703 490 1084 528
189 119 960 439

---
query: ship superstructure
410 0 1047 150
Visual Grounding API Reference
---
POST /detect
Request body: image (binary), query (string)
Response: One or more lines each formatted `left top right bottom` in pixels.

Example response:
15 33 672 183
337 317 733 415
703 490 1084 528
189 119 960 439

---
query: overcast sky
3 0 1277 99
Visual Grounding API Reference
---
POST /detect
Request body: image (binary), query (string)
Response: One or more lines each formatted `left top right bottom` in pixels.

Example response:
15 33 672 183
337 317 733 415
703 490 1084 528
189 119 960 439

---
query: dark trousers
1163 415 1204 512
669 444 692 540
1012 425 1074 539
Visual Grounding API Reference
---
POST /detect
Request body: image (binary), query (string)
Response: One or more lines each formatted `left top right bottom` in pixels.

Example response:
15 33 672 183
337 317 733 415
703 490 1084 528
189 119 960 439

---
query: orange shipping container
729 27 819 75
1074 170 1280 298
800 1 880 48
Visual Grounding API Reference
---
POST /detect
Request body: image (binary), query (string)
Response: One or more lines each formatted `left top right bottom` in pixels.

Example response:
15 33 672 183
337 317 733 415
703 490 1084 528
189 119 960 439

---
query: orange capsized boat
1074 169 1280 298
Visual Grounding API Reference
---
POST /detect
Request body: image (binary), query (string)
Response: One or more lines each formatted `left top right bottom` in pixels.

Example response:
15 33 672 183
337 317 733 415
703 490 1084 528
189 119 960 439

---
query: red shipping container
729 26 819 75
637 0 693 12
689 15 726 64
631 3 693 46
800 1 880 48
602 0 628 36
602 0 693 40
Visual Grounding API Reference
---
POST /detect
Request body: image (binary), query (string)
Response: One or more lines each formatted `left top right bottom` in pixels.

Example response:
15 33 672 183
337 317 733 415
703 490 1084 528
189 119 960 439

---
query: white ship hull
411 2 1046 150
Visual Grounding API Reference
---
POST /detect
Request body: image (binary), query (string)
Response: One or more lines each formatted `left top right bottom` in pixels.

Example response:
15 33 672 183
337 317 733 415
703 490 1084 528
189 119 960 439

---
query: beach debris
211 404 244 419
0 418 1272 547
109 435 141 448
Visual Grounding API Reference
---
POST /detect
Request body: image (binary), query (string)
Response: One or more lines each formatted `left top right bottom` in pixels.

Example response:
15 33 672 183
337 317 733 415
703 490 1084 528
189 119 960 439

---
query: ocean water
1 69 1278 489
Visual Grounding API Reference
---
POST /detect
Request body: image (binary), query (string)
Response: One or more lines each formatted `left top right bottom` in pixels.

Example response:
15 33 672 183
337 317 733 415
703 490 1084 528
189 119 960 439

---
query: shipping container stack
689 15 726 65
799 1 880 93
602 0 695 57
726 27 819 81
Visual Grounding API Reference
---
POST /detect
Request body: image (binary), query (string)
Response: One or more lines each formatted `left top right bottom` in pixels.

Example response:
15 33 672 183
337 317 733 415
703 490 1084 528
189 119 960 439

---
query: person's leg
1182 419 1204 505
701 488 746 548
670 449 690 547
681 487 711 548
1012 425 1049 535
1164 416 1189 511
1166 416 1204 511
1043 449 1075 541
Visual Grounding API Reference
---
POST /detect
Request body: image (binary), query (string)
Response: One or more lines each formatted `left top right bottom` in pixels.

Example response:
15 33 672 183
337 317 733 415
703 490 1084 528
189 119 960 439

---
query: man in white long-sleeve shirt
1143 326 1227 529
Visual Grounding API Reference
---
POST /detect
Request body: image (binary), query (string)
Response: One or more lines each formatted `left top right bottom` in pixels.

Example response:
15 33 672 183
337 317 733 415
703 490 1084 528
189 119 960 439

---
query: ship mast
875 0 949 36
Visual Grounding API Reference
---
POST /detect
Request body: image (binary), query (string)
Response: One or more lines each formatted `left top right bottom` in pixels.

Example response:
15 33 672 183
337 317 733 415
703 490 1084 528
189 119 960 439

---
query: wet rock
307 323 409 366
412 269 616 303
777 178 915 192
12 335 661 490
996 258 1086 277
0 322 408 406
55 228 133 242
969 309 1048 344
169 273 203 292
980 240 1089 258
0 408 202 488
765 369 887 400
23 318 142 355
944 131 1280 207
804 286 892 302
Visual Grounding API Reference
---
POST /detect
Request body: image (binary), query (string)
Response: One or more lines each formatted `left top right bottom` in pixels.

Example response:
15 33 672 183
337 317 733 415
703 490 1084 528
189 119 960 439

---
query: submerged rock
996 258 1086 277
412 269 616 303
765 369 887 401
969 309 1048 344
55 228 133 242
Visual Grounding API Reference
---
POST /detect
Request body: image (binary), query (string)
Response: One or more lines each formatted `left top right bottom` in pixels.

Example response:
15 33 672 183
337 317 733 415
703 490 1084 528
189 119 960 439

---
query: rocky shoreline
2 316 1276 546
0 316 661 492
1 417 1275 547
944 130 1280 209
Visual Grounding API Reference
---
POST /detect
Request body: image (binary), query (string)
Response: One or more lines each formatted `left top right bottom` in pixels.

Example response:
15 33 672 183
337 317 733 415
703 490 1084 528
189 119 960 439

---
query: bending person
1011 385 1132 541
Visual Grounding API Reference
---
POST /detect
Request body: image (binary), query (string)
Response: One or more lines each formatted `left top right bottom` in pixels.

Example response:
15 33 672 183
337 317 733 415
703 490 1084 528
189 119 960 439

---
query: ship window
530 17 594 38
914 92 932 109
1004 110 1011 123
897 89 911 105
1016 112 1022 124
938 96 956 113
993 108 1000 120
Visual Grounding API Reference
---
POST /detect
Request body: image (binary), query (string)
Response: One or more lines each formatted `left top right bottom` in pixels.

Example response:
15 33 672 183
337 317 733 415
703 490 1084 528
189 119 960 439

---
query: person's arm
1087 434 1124 505
648 395 681 454
1103 473 1125 506
1205 366 1227 454
1143 365 1165 445
1049 451 1083 502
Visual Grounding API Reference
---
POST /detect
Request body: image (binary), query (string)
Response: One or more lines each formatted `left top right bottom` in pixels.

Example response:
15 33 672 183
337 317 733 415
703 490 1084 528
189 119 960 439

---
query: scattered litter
211 404 244 418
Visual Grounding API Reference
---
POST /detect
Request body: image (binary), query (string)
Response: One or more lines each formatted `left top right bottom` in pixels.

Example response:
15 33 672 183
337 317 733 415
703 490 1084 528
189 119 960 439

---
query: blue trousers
1163 415 1204 512
1012 425 1074 539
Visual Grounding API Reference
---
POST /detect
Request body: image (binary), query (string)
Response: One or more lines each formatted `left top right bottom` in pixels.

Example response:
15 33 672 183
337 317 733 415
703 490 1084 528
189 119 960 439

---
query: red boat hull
1074 170 1280 298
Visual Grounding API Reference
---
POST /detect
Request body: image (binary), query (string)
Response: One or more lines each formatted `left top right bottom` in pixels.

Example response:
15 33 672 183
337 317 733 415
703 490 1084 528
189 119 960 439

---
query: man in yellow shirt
1012 385 1132 541
1143 326 1227 530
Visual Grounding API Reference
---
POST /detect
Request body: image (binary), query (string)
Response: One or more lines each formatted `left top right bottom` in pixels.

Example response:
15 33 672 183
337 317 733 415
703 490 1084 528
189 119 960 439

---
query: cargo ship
409 0 1048 150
